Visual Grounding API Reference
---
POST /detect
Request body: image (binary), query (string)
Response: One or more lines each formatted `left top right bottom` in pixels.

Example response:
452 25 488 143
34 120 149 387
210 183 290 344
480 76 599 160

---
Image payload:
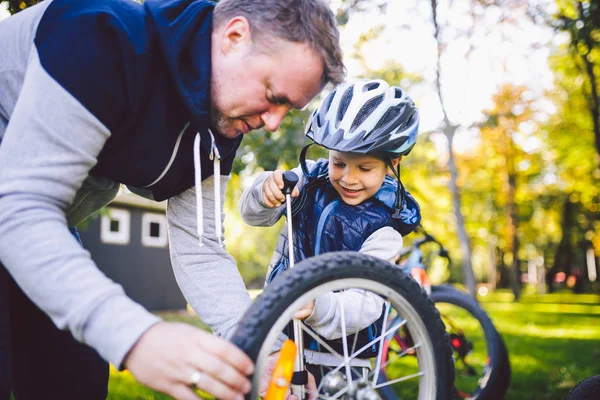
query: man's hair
213 0 346 86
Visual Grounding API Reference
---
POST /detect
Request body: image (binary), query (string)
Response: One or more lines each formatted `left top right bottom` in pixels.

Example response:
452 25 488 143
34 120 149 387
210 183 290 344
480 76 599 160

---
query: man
0 0 345 399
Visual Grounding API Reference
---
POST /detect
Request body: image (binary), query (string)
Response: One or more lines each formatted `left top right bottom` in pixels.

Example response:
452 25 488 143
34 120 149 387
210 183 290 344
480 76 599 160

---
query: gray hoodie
0 1 251 368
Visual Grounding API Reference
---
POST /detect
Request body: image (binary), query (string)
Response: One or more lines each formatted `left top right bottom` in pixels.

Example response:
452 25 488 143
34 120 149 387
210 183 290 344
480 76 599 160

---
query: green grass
479 290 600 400
107 292 600 399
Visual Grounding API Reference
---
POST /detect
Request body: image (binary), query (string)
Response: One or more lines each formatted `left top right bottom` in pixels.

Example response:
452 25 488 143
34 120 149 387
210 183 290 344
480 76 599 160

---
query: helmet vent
365 82 381 91
336 86 354 127
374 106 402 132
350 94 384 133
320 91 336 116
394 88 404 98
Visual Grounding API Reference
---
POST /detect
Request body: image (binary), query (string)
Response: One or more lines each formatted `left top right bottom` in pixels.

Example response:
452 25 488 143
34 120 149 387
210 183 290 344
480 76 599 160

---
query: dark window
149 222 161 238
110 219 120 232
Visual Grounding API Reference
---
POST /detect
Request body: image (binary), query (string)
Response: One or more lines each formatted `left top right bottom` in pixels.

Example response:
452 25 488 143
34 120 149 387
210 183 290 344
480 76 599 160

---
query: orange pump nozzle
264 340 298 400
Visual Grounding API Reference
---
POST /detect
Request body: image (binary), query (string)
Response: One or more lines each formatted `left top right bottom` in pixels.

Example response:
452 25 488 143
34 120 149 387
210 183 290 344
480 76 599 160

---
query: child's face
328 151 389 206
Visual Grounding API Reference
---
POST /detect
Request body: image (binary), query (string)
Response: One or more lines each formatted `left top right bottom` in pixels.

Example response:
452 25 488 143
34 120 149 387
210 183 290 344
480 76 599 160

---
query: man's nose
261 105 290 132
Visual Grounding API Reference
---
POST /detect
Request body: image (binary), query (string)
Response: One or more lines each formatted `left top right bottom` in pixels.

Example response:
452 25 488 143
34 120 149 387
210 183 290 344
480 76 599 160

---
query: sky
336 0 562 139
0 0 561 140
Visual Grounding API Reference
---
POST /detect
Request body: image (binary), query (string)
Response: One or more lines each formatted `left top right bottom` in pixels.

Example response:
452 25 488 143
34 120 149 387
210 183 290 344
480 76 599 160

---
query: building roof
111 186 167 212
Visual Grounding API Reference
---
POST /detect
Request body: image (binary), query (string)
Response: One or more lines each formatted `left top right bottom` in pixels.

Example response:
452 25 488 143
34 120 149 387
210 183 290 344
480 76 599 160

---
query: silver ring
190 370 202 389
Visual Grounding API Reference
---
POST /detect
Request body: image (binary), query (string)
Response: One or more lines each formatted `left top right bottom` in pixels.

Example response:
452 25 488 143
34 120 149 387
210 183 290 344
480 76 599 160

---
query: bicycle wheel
429 286 510 399
231 252 455 400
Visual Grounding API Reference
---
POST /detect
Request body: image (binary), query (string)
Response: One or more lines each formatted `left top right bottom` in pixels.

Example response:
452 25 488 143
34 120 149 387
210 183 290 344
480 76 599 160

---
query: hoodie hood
144 0 213 125
145 0 243 247
145 0 242 161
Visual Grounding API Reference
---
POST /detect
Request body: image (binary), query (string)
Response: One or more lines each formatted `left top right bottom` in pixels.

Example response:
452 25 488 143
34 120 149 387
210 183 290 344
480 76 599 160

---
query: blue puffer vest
268 159 421 358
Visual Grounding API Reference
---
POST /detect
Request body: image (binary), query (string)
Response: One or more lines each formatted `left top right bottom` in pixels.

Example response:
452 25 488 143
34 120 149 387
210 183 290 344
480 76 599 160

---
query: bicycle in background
383 225 511 400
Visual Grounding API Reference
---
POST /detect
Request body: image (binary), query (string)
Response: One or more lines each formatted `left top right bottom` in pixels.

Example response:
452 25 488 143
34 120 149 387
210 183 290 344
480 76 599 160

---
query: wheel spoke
297 322 365 393
350 289 367 358
338 289 353 386
372 372 424 389
312 319 408 382
371 301 391 386
378 342 422 372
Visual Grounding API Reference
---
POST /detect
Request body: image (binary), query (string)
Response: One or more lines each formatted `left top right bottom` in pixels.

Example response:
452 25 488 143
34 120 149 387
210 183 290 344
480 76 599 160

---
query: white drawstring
193 133 204 247
208 129 223 248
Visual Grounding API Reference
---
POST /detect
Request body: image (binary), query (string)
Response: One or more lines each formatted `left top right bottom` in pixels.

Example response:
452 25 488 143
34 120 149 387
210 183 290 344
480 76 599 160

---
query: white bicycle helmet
305 79 419 158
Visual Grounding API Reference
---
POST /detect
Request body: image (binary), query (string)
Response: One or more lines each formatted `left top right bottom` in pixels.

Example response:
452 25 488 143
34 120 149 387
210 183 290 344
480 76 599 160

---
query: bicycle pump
281 171 307 399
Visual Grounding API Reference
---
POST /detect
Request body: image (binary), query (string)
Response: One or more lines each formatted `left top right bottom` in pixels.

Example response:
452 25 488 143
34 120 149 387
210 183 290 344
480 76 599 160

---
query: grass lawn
108 291 600 400
479 291 600 400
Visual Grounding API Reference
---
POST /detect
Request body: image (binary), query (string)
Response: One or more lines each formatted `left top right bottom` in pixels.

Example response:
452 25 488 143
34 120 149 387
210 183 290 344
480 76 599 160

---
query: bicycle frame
396 226 451 291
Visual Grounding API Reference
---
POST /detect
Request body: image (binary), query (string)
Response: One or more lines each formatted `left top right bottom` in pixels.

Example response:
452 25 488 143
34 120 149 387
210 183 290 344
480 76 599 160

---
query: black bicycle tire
429 286 511 400
565 375 600 400
231 252 455 400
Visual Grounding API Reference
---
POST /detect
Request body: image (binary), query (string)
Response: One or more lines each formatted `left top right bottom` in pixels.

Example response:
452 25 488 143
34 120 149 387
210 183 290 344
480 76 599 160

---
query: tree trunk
507 171 521 301
429 0 477 299
487 236 498 291
447 136 477 299
576 2 600 168
547 197 576 293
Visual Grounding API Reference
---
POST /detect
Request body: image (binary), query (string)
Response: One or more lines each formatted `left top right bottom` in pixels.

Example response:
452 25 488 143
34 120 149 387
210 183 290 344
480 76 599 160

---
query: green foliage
553 0 600 160
1 0 40 15
232 108 317 176
334 0 387 27
542 45 600 259
457 85 548 280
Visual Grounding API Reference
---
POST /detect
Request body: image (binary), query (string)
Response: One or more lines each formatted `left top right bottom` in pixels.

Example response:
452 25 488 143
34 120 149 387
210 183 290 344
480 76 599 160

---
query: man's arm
0 46 160 367
167 176 252 338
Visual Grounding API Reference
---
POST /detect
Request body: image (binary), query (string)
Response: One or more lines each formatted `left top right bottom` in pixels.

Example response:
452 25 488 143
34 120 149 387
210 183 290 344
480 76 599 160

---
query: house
77 187 186 311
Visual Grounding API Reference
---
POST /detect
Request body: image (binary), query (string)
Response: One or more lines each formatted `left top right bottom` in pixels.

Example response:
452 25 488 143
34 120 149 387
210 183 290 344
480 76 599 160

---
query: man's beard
209 106 239 139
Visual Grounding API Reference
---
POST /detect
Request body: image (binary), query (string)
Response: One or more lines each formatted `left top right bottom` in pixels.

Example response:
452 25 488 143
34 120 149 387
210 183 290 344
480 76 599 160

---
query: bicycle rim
430 286 510 399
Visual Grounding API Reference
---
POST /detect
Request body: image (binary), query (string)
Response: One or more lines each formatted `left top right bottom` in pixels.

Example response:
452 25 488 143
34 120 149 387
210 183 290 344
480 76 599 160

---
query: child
239 79 421 381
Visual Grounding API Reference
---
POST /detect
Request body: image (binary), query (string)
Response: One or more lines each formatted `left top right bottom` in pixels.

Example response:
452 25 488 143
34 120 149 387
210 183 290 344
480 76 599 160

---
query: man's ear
219 16 252 54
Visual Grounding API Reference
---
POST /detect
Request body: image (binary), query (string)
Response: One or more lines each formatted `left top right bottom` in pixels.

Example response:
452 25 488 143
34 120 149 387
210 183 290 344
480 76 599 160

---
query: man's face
210 17 325 139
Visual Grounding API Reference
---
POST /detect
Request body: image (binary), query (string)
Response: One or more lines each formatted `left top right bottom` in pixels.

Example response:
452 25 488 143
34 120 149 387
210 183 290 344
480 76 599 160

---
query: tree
1 0 40 15
476 85 539 299
527 0 600 167
538 46 600 292
554 0 600 168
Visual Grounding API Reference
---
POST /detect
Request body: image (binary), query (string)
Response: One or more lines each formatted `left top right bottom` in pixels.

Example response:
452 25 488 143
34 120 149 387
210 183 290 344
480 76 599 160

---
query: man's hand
124 322 253 400
262 170 300 208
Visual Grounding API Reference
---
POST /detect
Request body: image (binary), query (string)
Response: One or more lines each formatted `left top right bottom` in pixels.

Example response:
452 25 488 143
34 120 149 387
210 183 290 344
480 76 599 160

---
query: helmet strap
386 160 406 219
299 143 315 178
293 143 328 218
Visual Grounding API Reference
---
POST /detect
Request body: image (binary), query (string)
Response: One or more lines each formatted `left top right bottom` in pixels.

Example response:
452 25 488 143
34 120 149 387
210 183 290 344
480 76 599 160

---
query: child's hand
294 300 315 320
262 170 300 208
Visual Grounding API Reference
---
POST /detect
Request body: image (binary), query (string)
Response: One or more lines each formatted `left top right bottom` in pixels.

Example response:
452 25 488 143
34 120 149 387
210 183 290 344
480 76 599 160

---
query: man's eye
270 96 286 105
